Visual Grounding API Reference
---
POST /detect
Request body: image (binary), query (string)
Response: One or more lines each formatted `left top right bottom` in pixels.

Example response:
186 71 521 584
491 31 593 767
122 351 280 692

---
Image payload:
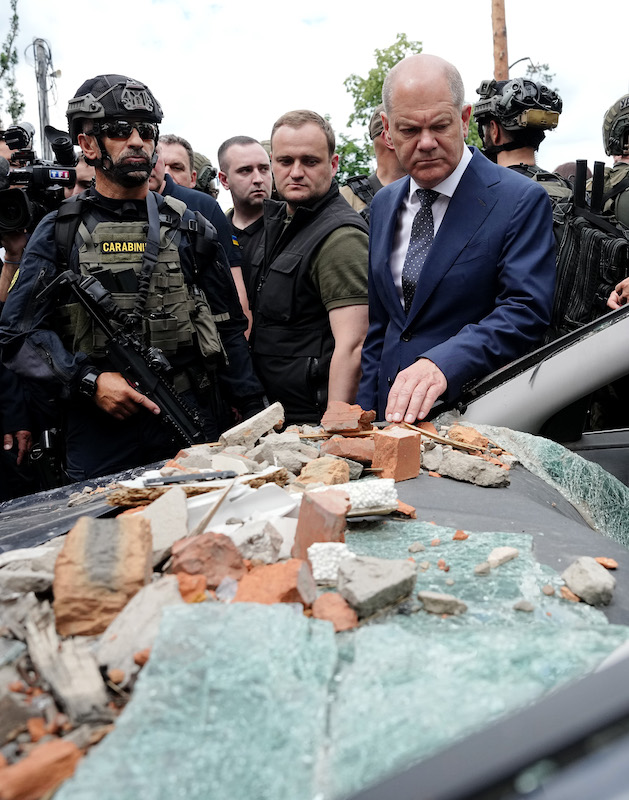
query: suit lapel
406 152 500 320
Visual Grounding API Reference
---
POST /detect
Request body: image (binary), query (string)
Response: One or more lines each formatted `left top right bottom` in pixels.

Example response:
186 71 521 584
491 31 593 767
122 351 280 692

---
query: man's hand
0 230 28 302
385 358 447 423
607 277 629 310
93 372 161 420
3 430 33 466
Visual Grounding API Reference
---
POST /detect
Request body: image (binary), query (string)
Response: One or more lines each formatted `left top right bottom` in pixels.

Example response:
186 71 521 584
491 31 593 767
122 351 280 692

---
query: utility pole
33 38 52 159
492 0 509 80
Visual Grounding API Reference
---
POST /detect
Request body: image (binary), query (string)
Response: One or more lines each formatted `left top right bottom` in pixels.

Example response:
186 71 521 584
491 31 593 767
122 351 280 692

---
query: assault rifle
40 270 206 448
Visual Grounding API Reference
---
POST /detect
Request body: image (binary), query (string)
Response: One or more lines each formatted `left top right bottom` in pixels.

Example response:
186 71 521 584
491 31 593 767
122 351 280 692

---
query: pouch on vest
189 285 229 363
256 251 301 322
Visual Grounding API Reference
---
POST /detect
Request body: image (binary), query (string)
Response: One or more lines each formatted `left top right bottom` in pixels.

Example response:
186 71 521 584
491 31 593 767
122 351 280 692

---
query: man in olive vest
0 74 264 480
250 110 369 425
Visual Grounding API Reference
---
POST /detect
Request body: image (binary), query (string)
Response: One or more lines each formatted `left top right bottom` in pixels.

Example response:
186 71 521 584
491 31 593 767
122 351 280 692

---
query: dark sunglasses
87 120 158 141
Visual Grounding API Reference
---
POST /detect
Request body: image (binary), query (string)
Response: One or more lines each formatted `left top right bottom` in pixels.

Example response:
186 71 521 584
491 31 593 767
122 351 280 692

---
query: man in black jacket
250 110 369 424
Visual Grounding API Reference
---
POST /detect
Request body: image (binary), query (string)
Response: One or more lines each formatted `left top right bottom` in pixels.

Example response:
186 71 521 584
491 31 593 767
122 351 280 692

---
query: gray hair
159 133 195 172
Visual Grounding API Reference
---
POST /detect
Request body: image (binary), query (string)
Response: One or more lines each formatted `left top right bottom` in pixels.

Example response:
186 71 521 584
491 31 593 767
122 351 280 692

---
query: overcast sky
6 0 629 209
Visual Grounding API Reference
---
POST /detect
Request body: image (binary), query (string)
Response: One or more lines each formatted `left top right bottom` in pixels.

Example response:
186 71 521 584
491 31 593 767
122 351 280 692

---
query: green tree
344 33 423 128
337 33 423 184
336 32 481 183
0 0 24 126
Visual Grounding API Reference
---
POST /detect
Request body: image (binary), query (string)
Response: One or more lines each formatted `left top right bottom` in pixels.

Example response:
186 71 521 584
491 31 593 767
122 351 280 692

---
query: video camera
0 122 77 234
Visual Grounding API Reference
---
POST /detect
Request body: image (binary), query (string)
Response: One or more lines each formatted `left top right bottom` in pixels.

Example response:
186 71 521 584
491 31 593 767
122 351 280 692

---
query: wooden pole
492 0 509 80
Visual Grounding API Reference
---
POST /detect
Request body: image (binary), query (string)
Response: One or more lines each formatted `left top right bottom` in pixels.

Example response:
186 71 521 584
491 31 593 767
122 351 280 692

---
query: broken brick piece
176 572 208 603
560 586 581 603
428 471 442 478
437 558 450 572
595 557 618 570
430 539 441 547
416 420 439 436
320 401 375 433
170 532 246 590
292 489 350 561
53 515 153 637
320 436 375 464
26 717 47 743
448 424 490 450
452 530 469 541
372 428 421 482
234 559 316 607
312 592 358 632
396 500 417 518
296 456 350 486
133 649 151 667
0 738 82 800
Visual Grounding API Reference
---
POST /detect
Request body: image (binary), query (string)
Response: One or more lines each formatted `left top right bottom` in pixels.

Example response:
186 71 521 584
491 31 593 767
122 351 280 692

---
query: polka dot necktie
402 188 440 312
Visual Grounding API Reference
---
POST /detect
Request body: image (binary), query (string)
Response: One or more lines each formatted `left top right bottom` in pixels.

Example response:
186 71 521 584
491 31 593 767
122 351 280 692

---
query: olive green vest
58 196 200 358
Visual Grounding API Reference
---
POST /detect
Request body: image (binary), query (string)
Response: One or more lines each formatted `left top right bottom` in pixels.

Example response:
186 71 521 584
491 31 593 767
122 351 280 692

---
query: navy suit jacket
357 147 556 417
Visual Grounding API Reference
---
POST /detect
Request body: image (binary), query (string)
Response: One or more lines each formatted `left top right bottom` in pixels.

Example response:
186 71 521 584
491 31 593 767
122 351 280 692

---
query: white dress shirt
390 146 473 305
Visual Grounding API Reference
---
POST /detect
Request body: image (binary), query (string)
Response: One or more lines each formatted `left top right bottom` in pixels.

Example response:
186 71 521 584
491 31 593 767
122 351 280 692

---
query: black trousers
64 390 221 481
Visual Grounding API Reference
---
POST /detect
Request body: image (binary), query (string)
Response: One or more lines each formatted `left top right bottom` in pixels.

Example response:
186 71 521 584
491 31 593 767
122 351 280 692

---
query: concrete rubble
0 402 611 796
337 556 418 618
562 556 616 606
417 591 468 616
487 546 520 569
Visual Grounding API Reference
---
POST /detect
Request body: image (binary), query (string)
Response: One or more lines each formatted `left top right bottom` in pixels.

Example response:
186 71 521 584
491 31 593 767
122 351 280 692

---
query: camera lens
0 188 33 232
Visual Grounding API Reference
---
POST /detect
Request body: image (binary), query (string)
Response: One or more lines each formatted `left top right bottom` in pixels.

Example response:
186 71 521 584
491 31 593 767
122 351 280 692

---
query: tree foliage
0 0 24 125
337 32 481 184
525 61 558 93
344 33 423 128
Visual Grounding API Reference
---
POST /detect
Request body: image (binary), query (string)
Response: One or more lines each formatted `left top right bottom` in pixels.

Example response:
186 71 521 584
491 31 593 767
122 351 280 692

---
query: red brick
448 424 489 450
133 648 151 667
26 718 46 743
53 515 153 637
0 739 82 800
321 401 376 433
320 436 375 464
176 572 208 602
396 500 417 518
234 559 316 607
170 532 245 590
292 489 350 560
372 428 421 481
312 593 358 632
417 420 439 436
452 530 469 540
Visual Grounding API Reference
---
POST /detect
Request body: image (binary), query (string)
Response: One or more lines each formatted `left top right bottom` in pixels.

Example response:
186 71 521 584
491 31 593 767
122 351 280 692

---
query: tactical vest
510 164 573 249
516 164 573 202
342 173 383 224
250 184 368 421
599 163 629 228
56 193 227 362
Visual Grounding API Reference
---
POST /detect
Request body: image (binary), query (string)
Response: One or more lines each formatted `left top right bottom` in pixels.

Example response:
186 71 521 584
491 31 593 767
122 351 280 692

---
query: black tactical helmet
474 78 562 133
66 74 163 143
602 94 629 157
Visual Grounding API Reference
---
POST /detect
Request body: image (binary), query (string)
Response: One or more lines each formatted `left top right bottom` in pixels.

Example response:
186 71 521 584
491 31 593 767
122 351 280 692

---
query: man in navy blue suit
357 54 556 424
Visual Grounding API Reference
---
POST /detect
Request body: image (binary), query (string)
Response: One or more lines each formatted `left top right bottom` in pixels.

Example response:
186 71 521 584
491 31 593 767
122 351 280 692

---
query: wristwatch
78 369 101 398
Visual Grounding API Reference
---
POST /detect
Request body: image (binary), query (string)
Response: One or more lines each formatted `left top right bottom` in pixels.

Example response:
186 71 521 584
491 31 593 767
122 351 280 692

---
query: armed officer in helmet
597 94 629 309
473 78 572 225
0 74 265 480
